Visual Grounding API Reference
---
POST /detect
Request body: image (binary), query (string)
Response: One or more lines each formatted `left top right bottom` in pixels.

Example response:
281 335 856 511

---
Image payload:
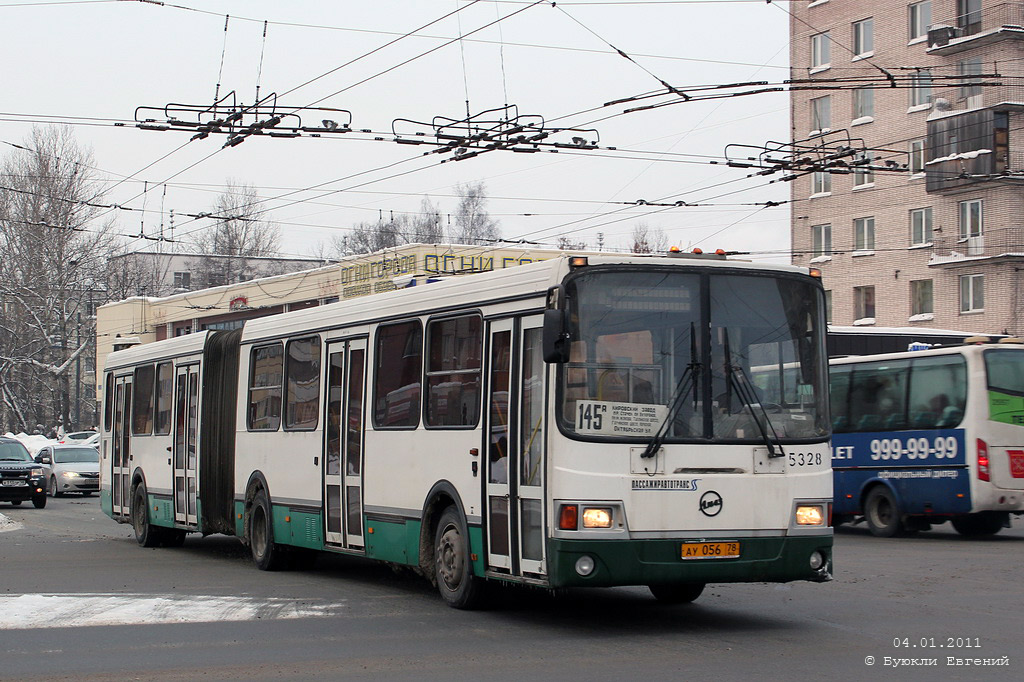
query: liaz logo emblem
699 491 723 517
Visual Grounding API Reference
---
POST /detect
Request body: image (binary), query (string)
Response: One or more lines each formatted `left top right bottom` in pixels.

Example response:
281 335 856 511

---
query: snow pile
0 594 345 629
2 432 57 456
0 513 23 533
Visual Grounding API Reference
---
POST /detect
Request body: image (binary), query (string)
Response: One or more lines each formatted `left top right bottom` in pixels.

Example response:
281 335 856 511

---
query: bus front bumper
547 534 833 588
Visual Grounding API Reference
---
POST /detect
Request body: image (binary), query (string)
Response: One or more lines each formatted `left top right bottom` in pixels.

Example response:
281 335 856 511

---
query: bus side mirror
543 285 570 363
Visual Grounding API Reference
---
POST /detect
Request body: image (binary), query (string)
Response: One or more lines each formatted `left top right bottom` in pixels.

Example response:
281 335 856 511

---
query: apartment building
790 0 1024 335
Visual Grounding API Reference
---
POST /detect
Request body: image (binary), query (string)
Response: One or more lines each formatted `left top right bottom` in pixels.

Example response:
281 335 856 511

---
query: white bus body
101 253 833 607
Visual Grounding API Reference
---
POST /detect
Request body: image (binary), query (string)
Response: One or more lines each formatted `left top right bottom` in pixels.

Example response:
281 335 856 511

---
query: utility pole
75 312 81 429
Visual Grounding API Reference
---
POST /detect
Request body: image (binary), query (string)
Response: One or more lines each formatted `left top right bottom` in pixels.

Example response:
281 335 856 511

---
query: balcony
927 3 1024 55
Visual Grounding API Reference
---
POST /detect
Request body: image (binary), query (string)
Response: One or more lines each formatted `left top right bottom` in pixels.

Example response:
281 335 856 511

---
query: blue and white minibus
830 340 1024 536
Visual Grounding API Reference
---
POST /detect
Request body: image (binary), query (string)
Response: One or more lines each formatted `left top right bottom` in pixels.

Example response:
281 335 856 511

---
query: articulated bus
100 252 833 608
830 341 1024 537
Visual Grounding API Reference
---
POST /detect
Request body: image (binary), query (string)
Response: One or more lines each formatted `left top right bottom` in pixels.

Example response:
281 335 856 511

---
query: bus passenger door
173 365 199 526
485 316 546 577
324 338 367 550
111 376 132 518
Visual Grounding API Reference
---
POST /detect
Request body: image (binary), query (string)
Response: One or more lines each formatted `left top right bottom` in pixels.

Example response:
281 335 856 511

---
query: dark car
0 437 47 508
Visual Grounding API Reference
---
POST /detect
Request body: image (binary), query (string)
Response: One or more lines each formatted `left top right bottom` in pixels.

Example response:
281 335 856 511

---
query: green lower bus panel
148 494 175 527
366 519 409 563
547 535 832 588
271 505 323 550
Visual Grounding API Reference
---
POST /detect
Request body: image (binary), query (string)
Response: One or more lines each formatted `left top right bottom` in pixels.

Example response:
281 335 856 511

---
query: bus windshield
559 268 828 443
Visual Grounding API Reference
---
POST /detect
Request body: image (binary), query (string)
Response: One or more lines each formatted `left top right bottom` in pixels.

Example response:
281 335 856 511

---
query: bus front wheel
864 486 903 538
951 512 1005 537
649 582 705 604
433 507 483 609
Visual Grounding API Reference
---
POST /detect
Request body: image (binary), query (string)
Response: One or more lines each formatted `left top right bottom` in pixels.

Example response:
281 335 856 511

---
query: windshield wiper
641 324 701 459
724 331 786 458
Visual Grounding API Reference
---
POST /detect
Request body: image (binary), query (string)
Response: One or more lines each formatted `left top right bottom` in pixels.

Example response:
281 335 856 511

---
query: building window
812 223 832 256
248 344 283 431
852 87 874 119
854 286 876 320
373 320 423 428
284 336 321 431
958 199 983 238
854 217 875 250
910 70 933 107
425 314 483 428
909 1 932 41
910 207 933 245
173 271 191 290
811 32 831 69
853 18 873 56
812 171 831 195
960 274 984 312
959 58 983 103
909 139 926 174
853 151 874 187
810 95 831 132
911 280 934 315
957 0 982 36
824 290 833 323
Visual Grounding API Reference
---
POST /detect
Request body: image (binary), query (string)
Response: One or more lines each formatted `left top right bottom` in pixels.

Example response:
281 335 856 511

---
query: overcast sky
1 0 792 260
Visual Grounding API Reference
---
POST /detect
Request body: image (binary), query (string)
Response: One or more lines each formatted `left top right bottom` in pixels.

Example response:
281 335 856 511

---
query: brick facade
791 0 1024 335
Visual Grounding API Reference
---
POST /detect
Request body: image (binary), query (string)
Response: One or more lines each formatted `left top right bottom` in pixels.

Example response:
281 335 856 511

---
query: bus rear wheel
132 483 162 547
648 583 705 604
951 512 1005 537
864 486 903 538
249 489 286 571
433 507 483 609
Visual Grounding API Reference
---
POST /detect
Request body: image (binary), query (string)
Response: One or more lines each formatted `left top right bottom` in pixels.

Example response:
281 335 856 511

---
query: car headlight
31 468 43 477
795 504 825 526
61 471 81 478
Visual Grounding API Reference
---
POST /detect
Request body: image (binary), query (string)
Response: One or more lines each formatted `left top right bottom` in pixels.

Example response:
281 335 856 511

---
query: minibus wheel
864 486 902 537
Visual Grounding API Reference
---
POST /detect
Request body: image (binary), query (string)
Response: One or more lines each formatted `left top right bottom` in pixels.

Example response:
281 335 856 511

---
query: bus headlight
809 551 825 571
582 507 613 528
795 505 825 526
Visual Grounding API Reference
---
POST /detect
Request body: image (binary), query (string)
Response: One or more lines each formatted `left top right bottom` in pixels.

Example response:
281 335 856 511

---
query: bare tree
556 235 589 250
450 182 500 245
412 196 444 243
330 213 411 256
186 180 281 287
0 126 114 431
629 222 669 254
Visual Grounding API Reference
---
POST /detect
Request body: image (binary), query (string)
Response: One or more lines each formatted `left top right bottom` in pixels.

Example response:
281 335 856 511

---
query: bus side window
425 314 482 428
373 320 422 429
132 364 156 435
284 336 321 431
248 343 284 431
908 355 967 429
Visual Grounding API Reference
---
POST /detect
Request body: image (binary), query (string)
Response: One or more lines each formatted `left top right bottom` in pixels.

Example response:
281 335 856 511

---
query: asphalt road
1 496 1021 681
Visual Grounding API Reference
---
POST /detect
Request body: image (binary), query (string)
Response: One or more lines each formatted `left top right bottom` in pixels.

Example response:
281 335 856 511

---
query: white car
34 445 100 497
